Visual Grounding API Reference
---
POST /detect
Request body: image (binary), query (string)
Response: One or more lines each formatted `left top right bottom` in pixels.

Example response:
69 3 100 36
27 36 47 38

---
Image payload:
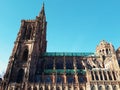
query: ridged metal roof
44 52 95 56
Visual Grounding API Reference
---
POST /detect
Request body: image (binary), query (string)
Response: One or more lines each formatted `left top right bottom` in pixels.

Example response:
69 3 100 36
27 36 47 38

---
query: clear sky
0 0 120 75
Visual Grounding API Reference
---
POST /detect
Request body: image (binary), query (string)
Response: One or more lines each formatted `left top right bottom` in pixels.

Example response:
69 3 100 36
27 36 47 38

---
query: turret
96 40 115 56
96 40 119 70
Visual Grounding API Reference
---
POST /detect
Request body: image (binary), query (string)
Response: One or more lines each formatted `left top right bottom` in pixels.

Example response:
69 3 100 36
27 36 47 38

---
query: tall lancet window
22 49 28 62
26 28 32 40
16 69 24 83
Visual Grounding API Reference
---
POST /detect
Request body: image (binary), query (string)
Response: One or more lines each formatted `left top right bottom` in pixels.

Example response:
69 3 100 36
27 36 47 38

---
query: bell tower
3 4 47 89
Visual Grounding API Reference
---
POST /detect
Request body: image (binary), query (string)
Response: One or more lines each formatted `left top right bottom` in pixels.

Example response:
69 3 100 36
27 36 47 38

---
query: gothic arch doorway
16 69 24 83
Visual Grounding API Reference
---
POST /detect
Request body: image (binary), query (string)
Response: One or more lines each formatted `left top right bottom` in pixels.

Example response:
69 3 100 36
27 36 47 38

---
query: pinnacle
39 3 45 17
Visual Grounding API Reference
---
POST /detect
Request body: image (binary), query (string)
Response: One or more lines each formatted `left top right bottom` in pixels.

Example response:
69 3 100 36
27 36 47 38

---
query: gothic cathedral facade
1 4 120 90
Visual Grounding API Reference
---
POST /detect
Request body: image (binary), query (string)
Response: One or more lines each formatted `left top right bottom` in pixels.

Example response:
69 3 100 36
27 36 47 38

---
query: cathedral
0 4 120 90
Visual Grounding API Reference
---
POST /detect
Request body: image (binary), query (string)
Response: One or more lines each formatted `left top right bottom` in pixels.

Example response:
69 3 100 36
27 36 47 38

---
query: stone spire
39 3 45 17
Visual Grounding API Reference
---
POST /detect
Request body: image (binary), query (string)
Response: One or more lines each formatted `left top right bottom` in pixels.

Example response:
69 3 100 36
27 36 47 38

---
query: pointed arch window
45 76 51 83
106 49 108 55
103 71 107 80
16 69 24 83
22 49 29 61
26 29 32 40
107 71 112 80
102 55 105 61
44 59 53 69
94 71 99 80
22 27 32 40
57 76 63 83
112 71 116 80
22 28 27 40
99 71 103 80
66 59 74 69
91 71 94 80
55 59 64 69
78 76 85 83
67 76 74 83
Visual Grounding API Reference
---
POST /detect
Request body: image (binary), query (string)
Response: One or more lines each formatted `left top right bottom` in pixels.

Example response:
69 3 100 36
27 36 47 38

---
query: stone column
97 71 100 80
105 71 109 80
62 74 66 84
52 74 55 84
74 74 78 83
93 71 96 80
101 70 105 80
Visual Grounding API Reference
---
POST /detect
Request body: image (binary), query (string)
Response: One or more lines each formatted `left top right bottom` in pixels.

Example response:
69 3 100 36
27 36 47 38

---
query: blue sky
0 0 120 75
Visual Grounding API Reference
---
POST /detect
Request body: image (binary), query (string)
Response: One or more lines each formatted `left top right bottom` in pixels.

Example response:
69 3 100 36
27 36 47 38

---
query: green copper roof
44 69 86 74
43 52 95 57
